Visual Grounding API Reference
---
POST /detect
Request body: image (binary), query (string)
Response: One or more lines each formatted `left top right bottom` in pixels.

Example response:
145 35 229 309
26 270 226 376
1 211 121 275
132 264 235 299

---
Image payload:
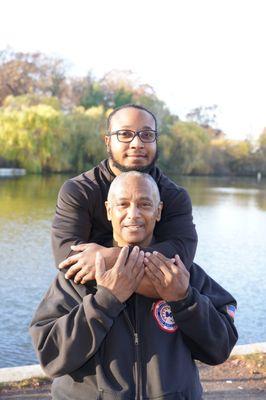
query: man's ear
104 135 110 146
105 201 112 221
156 201 163 221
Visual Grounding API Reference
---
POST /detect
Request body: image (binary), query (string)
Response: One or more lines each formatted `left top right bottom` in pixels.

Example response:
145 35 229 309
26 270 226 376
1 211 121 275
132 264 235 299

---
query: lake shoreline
0 348 265 400
0 342 265 384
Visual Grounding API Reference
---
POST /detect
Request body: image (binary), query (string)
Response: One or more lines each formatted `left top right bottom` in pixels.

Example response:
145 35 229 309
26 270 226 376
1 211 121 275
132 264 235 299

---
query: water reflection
0 174 72 219
173 175 266 211
0 174 265 367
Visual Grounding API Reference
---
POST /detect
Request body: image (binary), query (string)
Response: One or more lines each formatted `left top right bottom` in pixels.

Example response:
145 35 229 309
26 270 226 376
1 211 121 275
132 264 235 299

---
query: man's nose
129 134 144 148
127 204 140 218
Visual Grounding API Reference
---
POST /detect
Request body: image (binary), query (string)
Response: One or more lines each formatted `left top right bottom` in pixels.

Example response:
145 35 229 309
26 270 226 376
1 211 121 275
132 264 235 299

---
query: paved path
1 354 265 399
0 384 265 399
202 377 265 399
0 385 50 399
1 378 265 399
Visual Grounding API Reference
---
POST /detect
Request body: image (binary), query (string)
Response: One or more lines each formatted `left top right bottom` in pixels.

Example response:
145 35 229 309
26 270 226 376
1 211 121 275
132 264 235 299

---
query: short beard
107 148 159 173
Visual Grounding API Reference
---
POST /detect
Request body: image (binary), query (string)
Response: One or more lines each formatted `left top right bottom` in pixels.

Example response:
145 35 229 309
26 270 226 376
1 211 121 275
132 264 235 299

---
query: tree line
0 48 265 176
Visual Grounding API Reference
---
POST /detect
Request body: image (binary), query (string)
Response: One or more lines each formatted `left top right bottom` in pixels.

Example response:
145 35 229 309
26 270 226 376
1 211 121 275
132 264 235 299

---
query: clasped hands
59 244 189 303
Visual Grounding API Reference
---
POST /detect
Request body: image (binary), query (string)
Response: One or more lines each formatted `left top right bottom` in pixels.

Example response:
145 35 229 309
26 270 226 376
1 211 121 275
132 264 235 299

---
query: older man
52 104 197 292
30 172 238 400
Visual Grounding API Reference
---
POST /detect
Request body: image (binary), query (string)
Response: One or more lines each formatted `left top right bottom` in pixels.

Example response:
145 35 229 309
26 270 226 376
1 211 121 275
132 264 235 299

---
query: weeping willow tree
0 96 108 172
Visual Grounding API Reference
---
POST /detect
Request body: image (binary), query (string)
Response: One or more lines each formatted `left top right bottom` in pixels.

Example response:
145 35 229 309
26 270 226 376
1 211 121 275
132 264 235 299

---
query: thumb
95 252 106 280
174 254 185 269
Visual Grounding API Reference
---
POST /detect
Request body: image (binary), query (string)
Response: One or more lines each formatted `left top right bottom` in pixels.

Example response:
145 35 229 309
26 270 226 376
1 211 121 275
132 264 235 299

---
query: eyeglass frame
107 129 158 143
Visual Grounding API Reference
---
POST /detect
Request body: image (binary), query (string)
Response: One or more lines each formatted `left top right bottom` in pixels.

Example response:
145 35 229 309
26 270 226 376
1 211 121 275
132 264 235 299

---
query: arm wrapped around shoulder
51 179 94 267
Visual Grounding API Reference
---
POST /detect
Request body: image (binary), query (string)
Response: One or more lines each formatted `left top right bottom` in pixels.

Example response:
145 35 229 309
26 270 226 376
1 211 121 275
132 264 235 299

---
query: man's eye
141 202 152 208
117 203 127 208
141 131 154 139
118 130 133 138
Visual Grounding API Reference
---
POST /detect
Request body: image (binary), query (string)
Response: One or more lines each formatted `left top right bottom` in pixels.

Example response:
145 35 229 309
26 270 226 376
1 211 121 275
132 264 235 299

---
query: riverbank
0 344 265 399
0 354 265 399
1 342 265 384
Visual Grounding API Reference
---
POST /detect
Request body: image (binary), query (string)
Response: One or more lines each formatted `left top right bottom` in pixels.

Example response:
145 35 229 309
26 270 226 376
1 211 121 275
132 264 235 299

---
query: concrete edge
1 342 265 383
0 364 46 384
230 341 266 356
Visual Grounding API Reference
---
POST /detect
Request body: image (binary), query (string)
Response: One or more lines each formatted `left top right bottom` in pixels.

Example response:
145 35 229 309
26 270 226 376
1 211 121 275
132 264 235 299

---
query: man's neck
108 159 122 176
112 236 153 248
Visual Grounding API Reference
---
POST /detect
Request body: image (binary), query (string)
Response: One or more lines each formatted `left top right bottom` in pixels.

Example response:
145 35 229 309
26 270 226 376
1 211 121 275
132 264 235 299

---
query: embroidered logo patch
226 304 236 320
153 300 178 333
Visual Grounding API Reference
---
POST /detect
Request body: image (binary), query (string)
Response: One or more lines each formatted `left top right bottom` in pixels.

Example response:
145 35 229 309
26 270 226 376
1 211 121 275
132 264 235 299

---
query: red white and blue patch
226 304 236 320
153 300 178 333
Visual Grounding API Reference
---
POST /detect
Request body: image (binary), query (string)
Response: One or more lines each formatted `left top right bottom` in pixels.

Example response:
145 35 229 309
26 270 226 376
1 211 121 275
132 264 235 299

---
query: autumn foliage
0 49 265 176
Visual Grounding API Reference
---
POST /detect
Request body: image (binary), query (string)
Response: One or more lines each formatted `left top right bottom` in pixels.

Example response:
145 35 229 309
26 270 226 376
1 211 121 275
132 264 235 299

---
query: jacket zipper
123 296 141 400
134 295 142 400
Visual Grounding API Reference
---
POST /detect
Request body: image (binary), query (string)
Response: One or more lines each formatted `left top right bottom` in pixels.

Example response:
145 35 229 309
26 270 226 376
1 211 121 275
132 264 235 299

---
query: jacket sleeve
29 273 125 378
168 264 238 365
51 179 94 267
145 187 197 268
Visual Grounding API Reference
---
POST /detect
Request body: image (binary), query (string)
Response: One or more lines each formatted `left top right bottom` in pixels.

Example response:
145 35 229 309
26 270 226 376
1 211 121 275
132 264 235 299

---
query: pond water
0 173 265 367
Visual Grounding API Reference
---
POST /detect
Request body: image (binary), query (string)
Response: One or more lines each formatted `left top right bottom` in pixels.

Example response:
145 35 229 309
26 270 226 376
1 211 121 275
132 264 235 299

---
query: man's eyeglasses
107 129 157 143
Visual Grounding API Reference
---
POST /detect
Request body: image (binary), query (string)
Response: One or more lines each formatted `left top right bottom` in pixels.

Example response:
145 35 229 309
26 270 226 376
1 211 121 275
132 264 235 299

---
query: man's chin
123 238 143 247
111 161 153 173
108 149 159 173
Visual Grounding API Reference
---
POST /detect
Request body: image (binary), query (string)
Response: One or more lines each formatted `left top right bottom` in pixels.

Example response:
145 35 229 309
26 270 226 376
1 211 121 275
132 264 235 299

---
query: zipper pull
134 332 139 345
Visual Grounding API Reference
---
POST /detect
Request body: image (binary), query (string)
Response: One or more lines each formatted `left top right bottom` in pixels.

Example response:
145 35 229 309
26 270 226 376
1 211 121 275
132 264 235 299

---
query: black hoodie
51 160 197 269
30 262 238 400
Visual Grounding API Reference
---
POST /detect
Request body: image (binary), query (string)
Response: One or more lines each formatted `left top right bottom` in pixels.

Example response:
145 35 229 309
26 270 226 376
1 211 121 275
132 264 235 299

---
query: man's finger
136 250 145 268
173 255 190 277
145 267 161 287
70 243 89 252
95 252 106 280
152 251 169 263
154 252 174 270
146 253 171 278
65 264 82 279
134 267 145 287
147 252 162 265
125 246 140 270
74 269 89 284
153 252 178 278
145 259 165 284
59 254 80 269
113 246 129 271
174 254 185 269
81 270 96 284
131 251 144 277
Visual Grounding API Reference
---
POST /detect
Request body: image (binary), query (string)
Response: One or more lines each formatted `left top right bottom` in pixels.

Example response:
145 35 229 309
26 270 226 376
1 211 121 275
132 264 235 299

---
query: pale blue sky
1 0 265 140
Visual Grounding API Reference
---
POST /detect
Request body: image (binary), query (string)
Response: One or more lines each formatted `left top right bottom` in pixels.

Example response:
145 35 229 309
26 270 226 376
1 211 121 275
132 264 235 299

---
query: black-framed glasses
107 129 157 143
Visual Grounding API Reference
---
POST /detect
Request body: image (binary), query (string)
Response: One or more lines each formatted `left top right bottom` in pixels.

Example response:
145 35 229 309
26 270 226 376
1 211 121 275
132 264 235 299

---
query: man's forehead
110 108 155 129
113 179 156 201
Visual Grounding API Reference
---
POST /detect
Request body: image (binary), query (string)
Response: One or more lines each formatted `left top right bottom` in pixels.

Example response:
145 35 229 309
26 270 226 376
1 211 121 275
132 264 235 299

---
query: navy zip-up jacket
30 263 238 400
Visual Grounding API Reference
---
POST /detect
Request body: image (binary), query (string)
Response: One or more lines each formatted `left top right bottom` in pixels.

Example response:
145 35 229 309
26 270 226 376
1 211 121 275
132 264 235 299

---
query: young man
30 172 238 400
52 104 197 293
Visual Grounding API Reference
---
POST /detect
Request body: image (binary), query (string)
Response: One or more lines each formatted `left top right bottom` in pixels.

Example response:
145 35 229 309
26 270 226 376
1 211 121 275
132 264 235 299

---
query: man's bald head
105 171 163 247
107 172 160 205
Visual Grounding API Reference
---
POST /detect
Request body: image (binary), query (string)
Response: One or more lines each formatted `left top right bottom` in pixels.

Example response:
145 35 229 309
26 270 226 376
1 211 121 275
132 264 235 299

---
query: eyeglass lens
117 130 156 142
